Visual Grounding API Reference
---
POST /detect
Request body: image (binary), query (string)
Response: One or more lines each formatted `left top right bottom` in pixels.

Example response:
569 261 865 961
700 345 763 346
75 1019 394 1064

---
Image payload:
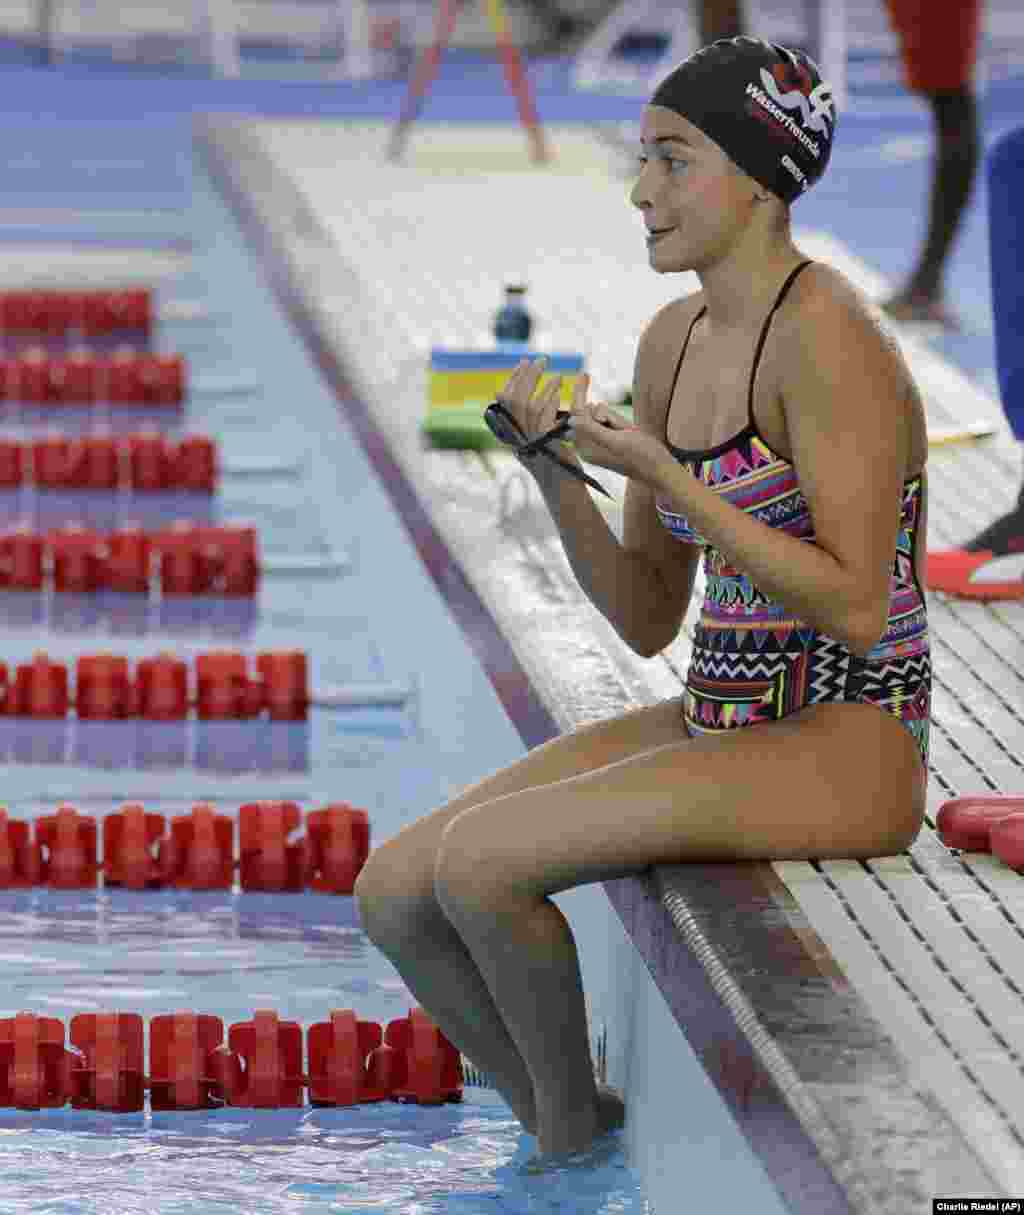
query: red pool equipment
195 650 262 718
239 801 309 892
0 808 39 888
256 650 307 720
51 348 101 403
31 433 74 487
175 433 217 491
307 1010 388 1106
36 804 98 888
136 352 185 404
70 1012 146 1112
127 430 173 490
989 815 1024 871
0 1006 461 1113
1 292 58 336
306 803 369 894
76 653 135 719
15 348 55 402
0 439 24 486
107 349 184 405
48 525 106 593
79 432 120 489
0 1013 77 1109
936 796 1024 852
135 652 188 719
386 1007 464 1105
81 289 151 338
149 1012 226 1111
106 526 152 592
103 804 166 889
159 803 235 890
12 653 69 717
196 524 259 596
152 523 209 595
0 529 44 590
216 1010 306 1108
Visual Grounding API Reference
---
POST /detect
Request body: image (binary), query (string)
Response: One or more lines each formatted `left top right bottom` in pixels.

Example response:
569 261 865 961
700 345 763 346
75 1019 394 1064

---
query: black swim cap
649 37 837 205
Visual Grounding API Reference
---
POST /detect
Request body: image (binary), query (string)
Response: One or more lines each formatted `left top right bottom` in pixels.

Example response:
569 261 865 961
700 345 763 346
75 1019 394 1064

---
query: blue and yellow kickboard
423 348 585 451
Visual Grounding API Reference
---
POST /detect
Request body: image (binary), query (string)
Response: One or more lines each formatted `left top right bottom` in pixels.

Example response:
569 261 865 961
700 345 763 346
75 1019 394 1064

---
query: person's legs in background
880 0 982 328
927 124 1024 600
987 127 1024 463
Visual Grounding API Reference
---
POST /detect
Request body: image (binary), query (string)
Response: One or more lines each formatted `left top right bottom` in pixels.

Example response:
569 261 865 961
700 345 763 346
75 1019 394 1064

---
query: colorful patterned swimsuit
655 260 932 771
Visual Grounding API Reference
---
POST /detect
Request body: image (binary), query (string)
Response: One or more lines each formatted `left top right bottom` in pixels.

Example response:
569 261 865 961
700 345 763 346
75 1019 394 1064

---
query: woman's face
630 105 752 274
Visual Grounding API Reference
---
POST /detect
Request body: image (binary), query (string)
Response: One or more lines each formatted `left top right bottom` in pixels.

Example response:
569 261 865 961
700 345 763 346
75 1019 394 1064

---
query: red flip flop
926 548 1024 600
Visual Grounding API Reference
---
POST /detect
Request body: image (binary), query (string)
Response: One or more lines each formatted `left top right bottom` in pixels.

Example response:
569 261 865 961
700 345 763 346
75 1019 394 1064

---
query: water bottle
493 283 533 347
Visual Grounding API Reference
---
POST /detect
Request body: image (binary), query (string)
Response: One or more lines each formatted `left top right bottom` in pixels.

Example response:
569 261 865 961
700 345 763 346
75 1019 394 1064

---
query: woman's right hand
496 357 587 470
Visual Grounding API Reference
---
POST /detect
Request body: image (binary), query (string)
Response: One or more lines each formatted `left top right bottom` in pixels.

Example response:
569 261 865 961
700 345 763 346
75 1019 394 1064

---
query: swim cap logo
759 62 835 136
781 154 808 190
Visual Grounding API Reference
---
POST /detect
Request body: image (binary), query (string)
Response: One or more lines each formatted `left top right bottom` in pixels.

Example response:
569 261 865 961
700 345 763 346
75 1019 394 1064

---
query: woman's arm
649 279 911 658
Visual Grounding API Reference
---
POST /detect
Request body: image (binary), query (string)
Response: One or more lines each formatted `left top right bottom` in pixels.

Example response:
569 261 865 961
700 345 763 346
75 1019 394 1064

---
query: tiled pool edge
193 115 1002 1212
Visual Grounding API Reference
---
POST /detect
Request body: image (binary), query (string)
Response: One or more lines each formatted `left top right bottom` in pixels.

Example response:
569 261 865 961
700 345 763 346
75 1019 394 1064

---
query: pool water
0 885 650 1214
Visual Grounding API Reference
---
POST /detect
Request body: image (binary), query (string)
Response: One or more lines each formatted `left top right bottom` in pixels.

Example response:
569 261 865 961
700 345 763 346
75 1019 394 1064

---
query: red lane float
0 1013 77 1109
0 289 152 339
0 348 184 405
239 801 309 892
102 804 165 889
149 1012 227 1111
71 1012 147 1113
106 526 152 593
0 1006 462 1112
154 524 259 597
2 431 217 491
11 652 69 717
0 523 257 594
50 526 107 593
0 529 44 591
37 805 99 888
308 804 370 894
0 648 303 718
156 802 235 889
135 652 188 719
0 798 368 893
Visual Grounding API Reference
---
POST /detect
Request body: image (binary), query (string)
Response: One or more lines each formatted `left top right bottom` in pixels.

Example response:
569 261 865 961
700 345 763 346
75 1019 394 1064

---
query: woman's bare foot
527 1085 627 1166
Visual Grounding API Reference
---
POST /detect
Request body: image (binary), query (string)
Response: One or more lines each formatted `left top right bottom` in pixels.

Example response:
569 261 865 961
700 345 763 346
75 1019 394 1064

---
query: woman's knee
353 850 442 948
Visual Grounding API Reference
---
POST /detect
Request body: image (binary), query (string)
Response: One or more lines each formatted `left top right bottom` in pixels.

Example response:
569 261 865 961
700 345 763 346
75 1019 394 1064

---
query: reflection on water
0 889 649 1213
0 589 259 639
0 485 214 533
0 718 310 772
0 1097 646 1214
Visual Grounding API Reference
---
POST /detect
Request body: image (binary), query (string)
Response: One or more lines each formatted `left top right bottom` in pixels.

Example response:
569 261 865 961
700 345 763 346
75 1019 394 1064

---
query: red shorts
882 0 982 93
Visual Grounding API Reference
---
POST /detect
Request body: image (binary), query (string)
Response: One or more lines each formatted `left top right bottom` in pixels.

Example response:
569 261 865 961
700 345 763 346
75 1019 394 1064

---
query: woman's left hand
566 402 670 485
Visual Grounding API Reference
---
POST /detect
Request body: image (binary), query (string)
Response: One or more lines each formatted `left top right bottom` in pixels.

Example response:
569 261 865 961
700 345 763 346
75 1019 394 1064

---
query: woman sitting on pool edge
355 37 931 1163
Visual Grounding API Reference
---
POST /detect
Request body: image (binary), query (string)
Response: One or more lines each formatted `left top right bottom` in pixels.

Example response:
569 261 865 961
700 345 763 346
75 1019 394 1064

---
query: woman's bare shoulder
777 260 919 384
782 261 895 345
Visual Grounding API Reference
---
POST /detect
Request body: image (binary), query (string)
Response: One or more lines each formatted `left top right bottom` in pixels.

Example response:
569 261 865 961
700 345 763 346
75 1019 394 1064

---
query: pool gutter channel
194 114 1002 1213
